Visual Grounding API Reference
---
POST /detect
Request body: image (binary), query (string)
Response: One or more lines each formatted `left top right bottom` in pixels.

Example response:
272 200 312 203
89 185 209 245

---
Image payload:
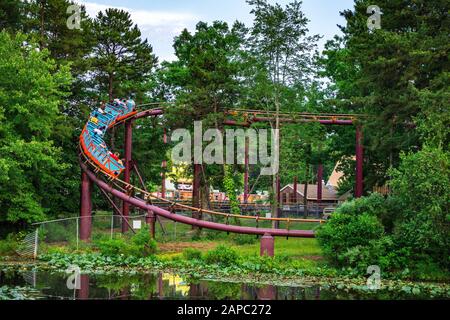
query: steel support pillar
293 176 298 203
161 128 167 198
80 171 92 241
257 285 276 300
276 175 281 223
244 137 249 203
260 233 274 257
317 164 323 205
355 126 364 198
77 274 89 300
146 211 156 239
122 120 133 233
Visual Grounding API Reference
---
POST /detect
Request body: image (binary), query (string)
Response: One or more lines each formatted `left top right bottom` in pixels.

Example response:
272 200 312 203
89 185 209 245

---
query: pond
0 269 446 300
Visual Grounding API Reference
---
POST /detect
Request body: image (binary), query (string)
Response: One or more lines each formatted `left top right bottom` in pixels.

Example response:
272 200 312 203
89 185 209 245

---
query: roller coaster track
79 105 360 238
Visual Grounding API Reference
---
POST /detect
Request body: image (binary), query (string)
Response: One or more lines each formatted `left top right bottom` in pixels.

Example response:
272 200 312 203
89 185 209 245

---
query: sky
78 0 355 62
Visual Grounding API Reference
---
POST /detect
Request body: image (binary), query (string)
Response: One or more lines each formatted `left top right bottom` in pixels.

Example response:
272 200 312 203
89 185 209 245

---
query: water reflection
0 269 441 300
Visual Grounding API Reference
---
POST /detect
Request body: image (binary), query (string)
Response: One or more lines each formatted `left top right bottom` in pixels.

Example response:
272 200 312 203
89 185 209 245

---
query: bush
94 236 130 256
183 248 203 261
131 225 158 255
0 236 18 256
389 146 450 269
317 212 384 265
204 245 240 266
317 147 450 279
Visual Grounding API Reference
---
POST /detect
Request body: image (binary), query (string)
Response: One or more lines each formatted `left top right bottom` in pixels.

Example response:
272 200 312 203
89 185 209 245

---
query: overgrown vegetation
94 226 157 257
317 147 449 279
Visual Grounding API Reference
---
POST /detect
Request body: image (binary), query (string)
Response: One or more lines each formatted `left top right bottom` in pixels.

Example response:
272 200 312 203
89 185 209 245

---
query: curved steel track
79 106 354 238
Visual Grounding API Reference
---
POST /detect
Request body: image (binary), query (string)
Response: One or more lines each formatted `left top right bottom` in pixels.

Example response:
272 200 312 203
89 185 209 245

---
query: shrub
131 225 158 255
183 248 203 261
94 236 130 256
0 237 18 256
317 212 384 267
204 245 240 266
318 212 384 256
389 146 450 269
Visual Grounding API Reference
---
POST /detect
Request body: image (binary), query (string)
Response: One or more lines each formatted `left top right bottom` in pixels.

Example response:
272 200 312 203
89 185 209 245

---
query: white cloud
78 1 200 61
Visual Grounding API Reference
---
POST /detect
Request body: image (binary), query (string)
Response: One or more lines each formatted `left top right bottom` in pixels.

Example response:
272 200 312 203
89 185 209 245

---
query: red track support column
317 164 323 205
276 175 281 222
355 126 364 198
77 274 89 300
257 285 276 300
244 137 249 203
260 233 274 257
161 129 167 198
192 164 201 228
80 171 92 241
293 176 298 203
122 120 133 233
146 211 156 239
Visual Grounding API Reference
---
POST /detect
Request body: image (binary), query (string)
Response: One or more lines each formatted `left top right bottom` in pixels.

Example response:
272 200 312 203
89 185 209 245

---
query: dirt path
158 241 220 253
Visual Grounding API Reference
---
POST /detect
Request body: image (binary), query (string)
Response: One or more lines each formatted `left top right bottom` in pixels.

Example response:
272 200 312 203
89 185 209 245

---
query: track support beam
122 119 133 233
317 164 323 207
146 211 156 239
260 233 274 257
80 171 92 241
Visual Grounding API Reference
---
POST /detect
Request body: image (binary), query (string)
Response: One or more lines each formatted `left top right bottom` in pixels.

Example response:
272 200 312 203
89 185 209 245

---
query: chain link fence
17 213 147 258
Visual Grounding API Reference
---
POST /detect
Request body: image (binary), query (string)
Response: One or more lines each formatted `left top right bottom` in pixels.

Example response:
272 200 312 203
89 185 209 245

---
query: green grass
235 237 322 258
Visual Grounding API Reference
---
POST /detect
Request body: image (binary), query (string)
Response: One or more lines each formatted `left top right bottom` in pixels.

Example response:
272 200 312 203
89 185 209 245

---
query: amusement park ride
79 99 364 256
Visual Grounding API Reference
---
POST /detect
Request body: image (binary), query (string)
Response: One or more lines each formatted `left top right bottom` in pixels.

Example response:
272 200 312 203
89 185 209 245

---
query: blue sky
79 0 355 61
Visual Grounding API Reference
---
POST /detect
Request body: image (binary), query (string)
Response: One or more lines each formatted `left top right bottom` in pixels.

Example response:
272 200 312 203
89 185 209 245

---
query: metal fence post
76 218 79 251
33 228 39 259
110 214 114 240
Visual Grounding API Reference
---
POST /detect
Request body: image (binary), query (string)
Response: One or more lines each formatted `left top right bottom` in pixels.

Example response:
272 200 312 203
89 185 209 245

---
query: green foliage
231 233 257 245
131 225 158 255
317 211 384 265
182 248 203 261
204 245 240 266
223 165 241 216
94 226 157 258
89 8 157 101
388 146 449 269
0 234 19 256
321 0 449 190
0 31 72 225
318 147 450 276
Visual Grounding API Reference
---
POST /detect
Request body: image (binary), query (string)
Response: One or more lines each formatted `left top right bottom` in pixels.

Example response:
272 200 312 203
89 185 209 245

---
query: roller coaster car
80 99 136 177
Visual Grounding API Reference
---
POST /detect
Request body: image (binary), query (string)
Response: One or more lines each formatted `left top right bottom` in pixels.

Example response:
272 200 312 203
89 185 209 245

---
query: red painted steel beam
244 137 249 203
251 117 353 126
80 162 315 238
293 176 298 204
161 128 167 199
122 120 133 233
317 164 323 205
355 126 364 198
80 171 92 241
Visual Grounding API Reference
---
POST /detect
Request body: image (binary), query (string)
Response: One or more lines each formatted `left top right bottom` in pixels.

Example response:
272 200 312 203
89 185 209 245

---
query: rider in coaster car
126 99 136 112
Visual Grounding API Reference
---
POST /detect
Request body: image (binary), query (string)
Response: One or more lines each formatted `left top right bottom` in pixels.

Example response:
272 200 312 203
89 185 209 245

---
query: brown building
280 183 344 206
